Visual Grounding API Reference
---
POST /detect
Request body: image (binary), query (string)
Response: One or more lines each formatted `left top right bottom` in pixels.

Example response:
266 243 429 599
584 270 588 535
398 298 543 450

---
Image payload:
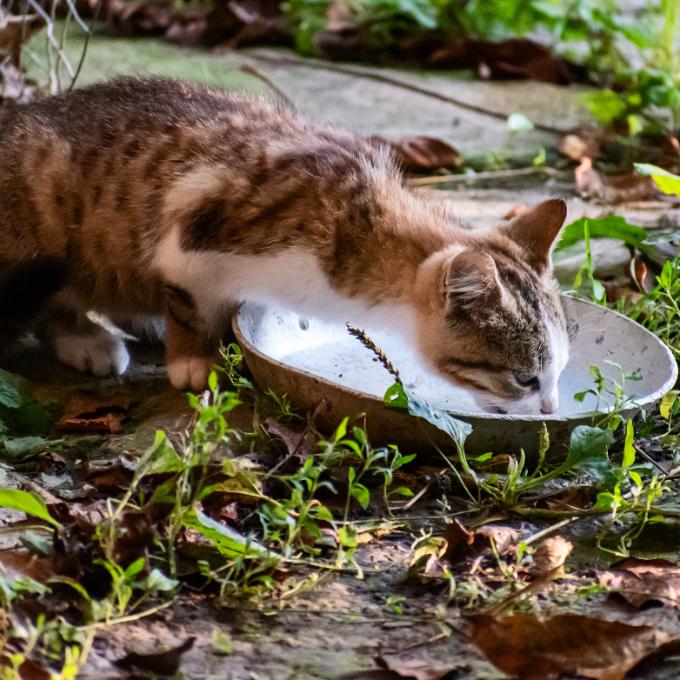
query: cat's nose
540 395 558 414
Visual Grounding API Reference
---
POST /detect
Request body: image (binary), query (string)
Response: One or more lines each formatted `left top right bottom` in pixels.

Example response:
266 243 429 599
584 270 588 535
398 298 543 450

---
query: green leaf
385 382 472 447
0 384 21 411
145 568 179 592
182 508 271 558
635 163 680 197
2 437 47 462
338 525 357 549
557 216 647 251
124 557 146 579
563 426 614 483
391 486 414 497
0 489 61 528
582 89 628 124
622 419 635 469
136 431 184 478
350 483 370 510
628 470 642 487
660 391 679 419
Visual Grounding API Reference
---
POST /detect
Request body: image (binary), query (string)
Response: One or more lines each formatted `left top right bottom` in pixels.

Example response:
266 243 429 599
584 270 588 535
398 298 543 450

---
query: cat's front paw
54 331 130 377
166 356 214 391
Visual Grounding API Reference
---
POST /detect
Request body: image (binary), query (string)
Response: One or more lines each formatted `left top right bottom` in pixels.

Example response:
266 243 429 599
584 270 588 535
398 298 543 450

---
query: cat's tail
0 257 68 346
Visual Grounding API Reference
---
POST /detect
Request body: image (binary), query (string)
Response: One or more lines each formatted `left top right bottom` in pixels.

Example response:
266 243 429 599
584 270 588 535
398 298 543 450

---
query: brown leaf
17 659 51 680
443 520 518 566
0 12 45 66
370 135 459 171
378 655 455 680
598 557 680 609
528 536 572 578
428 38 583 85
0 550 54 582
55 392 131 434
559 126 603 161
262 417 316 464
631 256 656 294
575 157 659 204
115 637 195 675
469 613 676 680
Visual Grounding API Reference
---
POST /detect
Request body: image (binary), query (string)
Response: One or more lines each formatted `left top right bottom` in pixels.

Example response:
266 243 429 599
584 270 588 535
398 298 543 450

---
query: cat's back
2 76 292 145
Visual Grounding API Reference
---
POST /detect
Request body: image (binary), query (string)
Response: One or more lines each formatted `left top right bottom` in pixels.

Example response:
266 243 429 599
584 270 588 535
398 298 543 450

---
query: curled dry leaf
115 636 195 675
630 256 656 294
0 550 54 582
443 519 518 565
598 557 680 609
262 416 316 464
0 11 44 66
575 157 659 204
559 126 603 161
528 535 573 578
55 392 132 434
378 654 456 680
468 612 678 680
369 135 459 171
428 38 583 85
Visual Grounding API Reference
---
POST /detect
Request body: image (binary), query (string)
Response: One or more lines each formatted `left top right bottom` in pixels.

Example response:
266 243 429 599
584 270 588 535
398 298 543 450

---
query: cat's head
413 199 571 415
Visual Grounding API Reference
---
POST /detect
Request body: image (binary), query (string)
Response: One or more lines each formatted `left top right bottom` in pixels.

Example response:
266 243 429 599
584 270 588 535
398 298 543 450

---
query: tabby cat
0 77 570 414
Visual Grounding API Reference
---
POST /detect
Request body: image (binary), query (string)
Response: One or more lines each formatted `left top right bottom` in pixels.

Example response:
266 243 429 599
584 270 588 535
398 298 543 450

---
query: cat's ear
443 250 501 308
503 198 567 274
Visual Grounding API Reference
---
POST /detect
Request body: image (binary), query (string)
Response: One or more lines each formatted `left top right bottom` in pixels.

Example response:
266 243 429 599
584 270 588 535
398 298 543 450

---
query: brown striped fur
0 77 570 411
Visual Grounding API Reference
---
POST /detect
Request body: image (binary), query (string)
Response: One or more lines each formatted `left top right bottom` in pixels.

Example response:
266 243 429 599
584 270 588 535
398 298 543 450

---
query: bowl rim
232 296 678 424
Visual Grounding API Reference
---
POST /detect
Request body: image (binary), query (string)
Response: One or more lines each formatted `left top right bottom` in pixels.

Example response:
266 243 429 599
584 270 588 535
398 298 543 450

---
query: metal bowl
233 298 677 457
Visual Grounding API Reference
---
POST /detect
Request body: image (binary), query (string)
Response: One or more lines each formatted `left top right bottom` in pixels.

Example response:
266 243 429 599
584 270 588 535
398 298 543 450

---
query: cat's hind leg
38 296 130 377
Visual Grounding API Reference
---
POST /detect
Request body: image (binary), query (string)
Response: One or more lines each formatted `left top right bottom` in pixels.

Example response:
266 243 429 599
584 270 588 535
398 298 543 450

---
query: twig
249 52 568 135
68 0 103 92
634 443 669 477
264 398 327 478
346 324 401 382
240 63 296 109
522 517 576 546
77 600 173 631
408 165 562 187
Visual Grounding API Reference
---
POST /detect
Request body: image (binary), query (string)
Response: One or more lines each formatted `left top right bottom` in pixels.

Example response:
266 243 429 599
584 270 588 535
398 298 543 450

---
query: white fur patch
154 229 418 339
54 330 130 377
538 310 570 413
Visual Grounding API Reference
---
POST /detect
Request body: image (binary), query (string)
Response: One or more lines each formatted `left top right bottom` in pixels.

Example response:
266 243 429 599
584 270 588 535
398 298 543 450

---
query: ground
2 29 680 680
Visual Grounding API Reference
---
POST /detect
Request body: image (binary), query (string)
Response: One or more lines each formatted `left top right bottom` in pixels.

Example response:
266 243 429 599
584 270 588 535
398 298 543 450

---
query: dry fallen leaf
427 37 583 84
559 126 603 161
443 520 518 565
378 654 456 680
575 157 659 204
115 637 195 675
0 550 55 582
469 612 677 680
370 135 459 171
262 417 316 464
599 557 680 609
528 535 573 578
0 11 44 66
55 393 132 434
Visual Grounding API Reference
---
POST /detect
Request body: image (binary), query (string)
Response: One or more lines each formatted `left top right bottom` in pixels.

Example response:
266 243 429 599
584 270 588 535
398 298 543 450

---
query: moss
27 29 267 91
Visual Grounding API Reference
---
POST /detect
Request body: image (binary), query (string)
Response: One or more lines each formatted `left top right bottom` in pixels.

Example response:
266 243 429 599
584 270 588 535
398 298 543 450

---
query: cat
0 76 570 414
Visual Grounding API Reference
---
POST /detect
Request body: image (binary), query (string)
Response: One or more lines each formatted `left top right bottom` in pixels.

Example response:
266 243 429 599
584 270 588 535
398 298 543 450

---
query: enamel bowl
232 298 677 457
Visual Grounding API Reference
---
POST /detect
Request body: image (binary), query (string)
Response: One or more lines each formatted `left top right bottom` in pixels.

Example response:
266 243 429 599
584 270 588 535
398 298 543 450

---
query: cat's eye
514 373 540 390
